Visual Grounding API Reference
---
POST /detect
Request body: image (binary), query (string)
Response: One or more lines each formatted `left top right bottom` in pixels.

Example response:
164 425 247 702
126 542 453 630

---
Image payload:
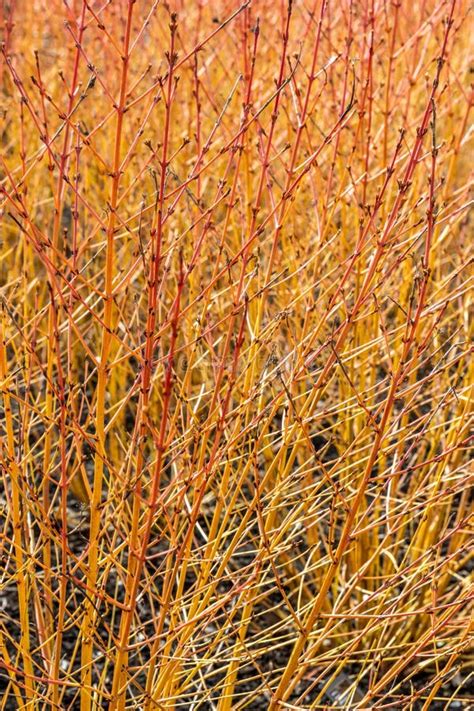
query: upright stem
109 13 178 710
80 3 135 709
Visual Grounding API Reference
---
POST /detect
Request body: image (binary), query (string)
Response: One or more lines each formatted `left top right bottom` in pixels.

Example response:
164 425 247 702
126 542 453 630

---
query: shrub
0 0 472 708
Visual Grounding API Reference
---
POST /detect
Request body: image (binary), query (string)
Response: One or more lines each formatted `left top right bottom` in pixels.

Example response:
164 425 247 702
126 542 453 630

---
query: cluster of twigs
0 0 472 708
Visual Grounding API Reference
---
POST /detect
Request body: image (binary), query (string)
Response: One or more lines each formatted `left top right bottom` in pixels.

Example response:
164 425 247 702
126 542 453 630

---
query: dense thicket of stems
0 1 472 708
